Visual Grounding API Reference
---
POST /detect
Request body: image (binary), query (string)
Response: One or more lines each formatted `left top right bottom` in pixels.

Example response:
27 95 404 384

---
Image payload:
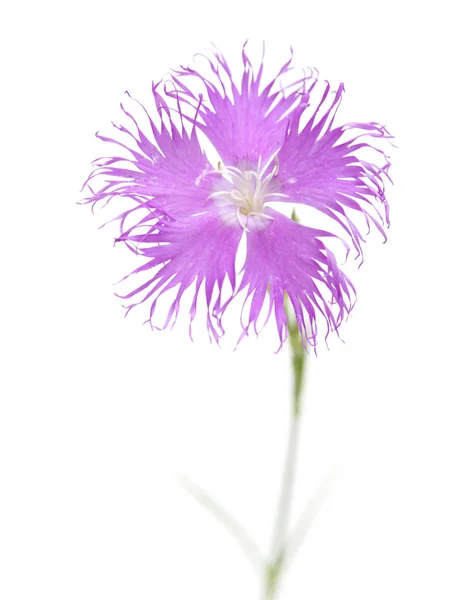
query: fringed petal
169 44 318 166
81 89 214 220
277 82 392 261
115 209 243 343
236 208 355 352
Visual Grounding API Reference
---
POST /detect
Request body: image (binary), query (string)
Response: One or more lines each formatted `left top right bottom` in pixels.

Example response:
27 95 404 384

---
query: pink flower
82 45 392 351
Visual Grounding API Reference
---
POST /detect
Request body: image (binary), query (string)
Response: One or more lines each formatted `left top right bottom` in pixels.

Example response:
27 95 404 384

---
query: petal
82 90 214 219
277 82 392 260
236 208 355 351
116 208 243 343
169 45 317 166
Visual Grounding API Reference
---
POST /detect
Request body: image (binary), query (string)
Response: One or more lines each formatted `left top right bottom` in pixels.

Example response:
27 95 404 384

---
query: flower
82 44 392 351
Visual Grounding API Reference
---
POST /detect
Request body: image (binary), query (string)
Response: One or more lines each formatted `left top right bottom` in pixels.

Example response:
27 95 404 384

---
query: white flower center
208 158 288 231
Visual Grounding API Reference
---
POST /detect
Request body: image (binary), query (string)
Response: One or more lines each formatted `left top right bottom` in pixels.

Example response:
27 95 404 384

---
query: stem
264 301 307 599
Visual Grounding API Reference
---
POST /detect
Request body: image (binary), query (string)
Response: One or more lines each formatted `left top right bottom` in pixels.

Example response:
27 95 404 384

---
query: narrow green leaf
177 474 265 573
286 467 342 566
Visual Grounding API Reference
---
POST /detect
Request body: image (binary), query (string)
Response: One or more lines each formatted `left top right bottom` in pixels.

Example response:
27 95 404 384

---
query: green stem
264 302 307 599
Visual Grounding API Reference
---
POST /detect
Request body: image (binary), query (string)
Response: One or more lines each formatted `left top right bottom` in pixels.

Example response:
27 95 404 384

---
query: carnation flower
82 44 391 351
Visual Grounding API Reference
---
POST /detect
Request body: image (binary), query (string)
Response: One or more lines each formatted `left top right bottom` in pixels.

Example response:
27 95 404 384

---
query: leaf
177 473 265 573
286 466 342 566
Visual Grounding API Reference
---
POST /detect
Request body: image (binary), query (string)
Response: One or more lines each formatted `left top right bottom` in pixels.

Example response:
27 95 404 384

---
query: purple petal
116 208 243 343
277 82 392 260
169 44 317 166
82 91 214 220
236 208 355 351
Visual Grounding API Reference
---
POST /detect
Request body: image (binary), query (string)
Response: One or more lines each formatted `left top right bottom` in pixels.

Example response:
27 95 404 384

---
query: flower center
208 158 287 231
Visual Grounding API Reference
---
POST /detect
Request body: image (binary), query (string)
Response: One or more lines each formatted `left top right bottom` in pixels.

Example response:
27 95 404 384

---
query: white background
1 1 474 599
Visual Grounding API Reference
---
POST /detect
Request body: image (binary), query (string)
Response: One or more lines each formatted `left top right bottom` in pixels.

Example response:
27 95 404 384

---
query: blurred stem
264 298 307 599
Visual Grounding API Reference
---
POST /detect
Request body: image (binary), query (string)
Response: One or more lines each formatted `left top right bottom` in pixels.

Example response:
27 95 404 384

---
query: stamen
236 208 250 232
265 192 290 199
207 190 231 200
230 190 245 202
209 159 283 231
247 212 274 221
